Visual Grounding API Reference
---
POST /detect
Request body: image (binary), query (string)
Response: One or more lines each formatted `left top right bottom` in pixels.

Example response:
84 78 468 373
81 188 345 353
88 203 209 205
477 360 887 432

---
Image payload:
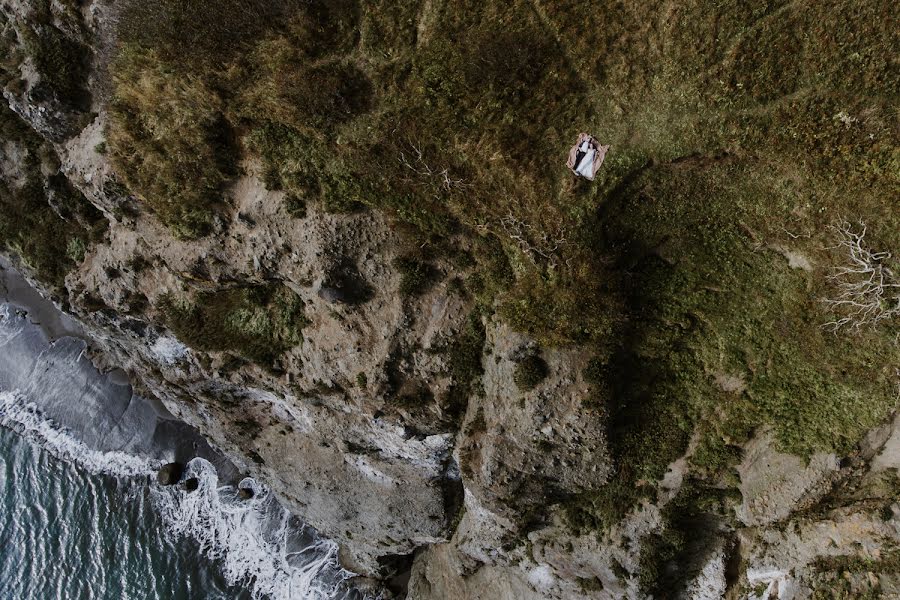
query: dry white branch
823 220 900 332
397 139 466 197
499 211 568 269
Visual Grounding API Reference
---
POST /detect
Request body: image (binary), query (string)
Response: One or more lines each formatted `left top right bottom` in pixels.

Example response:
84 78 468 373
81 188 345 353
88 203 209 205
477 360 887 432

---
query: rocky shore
0 259 239 481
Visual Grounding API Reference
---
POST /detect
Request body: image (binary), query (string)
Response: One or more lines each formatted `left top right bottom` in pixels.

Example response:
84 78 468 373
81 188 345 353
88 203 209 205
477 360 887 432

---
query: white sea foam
0 389 362 600
0 389 156 477
152 458 356 600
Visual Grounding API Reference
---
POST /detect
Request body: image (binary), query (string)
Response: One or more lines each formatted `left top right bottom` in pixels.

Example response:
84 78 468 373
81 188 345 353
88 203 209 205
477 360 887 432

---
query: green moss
65 237 86 263
576 577 604 592
807 549 899 599
564 479 655 534
812 550 900 575
283 193 307 218
159 283 307 368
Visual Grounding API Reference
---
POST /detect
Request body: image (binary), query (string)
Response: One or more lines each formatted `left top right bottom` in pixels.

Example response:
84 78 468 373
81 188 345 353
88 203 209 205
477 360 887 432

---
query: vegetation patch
102 0 899 534
636 480 741 595
159 283 307 368
394 255 438 297
808 549 900 600
107 46 236 238
0 1 92 113
565 157 898 532
0 104 105 292
437 310 487 423
513 352 548 391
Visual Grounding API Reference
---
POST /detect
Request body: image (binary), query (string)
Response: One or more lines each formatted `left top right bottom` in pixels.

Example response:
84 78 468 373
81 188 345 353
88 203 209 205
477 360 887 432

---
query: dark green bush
395 255 438 297
23 23 91 110
439 311 487 420
513 353 548 391
159 284 307 367
283 193 307 218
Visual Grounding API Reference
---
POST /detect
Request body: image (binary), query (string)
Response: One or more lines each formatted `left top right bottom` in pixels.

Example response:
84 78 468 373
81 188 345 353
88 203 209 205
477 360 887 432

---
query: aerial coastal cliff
1 0 898 598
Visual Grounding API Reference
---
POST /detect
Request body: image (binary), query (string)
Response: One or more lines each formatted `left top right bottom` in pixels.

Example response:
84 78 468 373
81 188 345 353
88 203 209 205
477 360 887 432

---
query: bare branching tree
499 211 568 270
823 220 900 332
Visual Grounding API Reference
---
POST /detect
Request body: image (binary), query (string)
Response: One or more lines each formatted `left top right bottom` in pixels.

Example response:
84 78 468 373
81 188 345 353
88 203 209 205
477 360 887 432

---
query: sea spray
0 390 156 477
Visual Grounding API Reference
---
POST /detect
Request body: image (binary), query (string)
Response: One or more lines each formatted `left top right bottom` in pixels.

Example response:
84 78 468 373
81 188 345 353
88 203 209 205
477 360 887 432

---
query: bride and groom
566 133 610 181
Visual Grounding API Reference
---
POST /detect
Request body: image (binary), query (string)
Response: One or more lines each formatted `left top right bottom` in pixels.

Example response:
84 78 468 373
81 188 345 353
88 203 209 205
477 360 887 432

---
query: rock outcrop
156 463 183 486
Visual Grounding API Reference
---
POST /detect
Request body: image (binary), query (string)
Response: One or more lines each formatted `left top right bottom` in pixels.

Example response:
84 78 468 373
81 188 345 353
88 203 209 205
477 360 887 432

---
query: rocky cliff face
2 1 899 599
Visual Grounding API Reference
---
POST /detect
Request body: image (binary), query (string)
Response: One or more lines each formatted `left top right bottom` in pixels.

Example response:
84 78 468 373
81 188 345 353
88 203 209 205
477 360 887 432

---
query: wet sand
0 254 240 482
0 255 86 341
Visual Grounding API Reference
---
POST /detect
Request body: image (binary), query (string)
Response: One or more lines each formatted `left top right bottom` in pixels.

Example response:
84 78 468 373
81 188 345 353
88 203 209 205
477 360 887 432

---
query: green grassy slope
105 0 898 542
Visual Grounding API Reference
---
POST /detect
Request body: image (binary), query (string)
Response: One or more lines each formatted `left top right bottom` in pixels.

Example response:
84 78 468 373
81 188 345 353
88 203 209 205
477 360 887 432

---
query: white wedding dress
575 141 596 178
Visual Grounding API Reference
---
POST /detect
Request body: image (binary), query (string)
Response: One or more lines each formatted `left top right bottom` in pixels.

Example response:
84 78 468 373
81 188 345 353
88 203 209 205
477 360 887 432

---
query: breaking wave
0 390 155 477
153 459 356 600
0 389 362 600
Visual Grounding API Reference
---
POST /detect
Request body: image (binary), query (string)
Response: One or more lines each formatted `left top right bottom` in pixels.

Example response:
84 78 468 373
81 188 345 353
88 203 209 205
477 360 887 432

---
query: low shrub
159 283 307 368
513 353 548 391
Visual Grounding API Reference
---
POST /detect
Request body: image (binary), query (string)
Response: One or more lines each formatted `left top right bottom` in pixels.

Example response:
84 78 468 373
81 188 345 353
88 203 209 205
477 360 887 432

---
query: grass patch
159 283 307 369
564 157 899 533
807 548 900 600
107 46 237 238
812 549 900 575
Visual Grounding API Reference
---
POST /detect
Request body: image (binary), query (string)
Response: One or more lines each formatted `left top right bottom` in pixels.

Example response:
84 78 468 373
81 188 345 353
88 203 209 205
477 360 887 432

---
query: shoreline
0 254 87 341
0 254 240 482
0 255 374 598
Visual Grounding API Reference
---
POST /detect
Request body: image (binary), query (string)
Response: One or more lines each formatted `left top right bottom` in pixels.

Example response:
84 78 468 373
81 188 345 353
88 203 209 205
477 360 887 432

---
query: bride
574 139 597 179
